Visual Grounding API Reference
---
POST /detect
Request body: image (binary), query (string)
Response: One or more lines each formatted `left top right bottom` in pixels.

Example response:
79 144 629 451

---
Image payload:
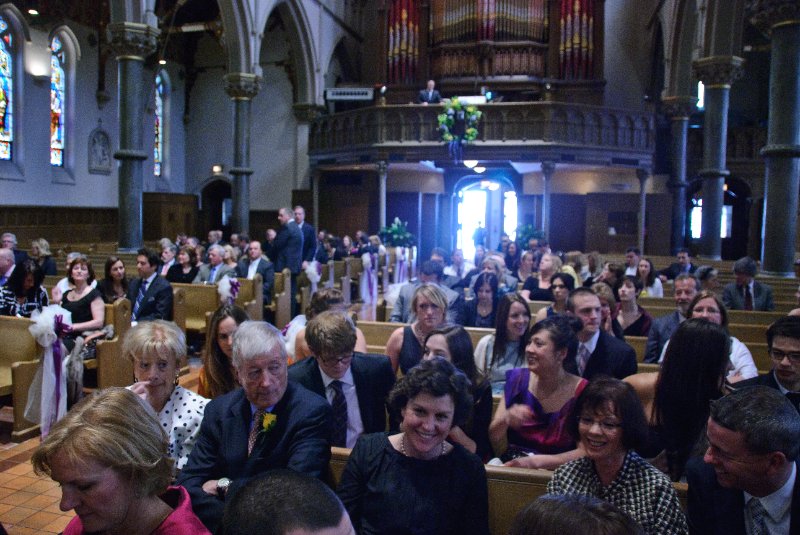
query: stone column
692 56 744 260
749 2 800 276
637 168 650 254
312 170 320 232
224 73 260 236
662 96 697 254
541 161 556 242
293 104 323 190
107 22 159 251
377 161 388 228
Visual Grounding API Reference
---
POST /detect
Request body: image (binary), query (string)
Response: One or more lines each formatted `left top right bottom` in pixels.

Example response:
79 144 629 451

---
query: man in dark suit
687 386 800 535
294 205 317 270
565 287 637 380
418 79 441 104
288 311 395 447
1 232 27 265
644 274 699 362
177 321 332 533
269 207 303 315
722 256 775 311
236 240 275 305
658 247 697 282
390 261 465 325
735 315 800 412
127 247 173 322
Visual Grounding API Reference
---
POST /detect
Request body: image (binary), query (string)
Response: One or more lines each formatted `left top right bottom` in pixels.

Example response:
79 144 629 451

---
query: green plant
437 98 482 144
515 224 545 248
379 217 416 247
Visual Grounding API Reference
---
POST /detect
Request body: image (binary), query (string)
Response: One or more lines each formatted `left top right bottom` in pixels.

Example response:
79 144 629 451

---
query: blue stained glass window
50 36 65 166
0 16 13 161
154 72 164 177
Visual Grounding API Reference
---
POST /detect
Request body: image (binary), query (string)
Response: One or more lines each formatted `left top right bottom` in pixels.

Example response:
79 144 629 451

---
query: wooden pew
358 321 494 355
327 447 688 535
266 269 292 329
171 275 263 334
89 298 134 390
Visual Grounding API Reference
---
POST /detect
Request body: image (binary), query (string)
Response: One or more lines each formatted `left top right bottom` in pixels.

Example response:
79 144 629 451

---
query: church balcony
308 102 654 170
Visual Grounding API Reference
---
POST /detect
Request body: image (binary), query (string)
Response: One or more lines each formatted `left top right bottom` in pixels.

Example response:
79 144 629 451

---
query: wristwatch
217 477 232 496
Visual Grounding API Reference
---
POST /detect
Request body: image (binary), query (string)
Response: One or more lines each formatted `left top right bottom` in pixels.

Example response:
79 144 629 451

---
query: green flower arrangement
379 217 416 247
438 98 482 143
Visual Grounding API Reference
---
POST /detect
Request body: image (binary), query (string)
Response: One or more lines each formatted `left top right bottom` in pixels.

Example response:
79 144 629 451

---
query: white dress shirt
319 366 364 449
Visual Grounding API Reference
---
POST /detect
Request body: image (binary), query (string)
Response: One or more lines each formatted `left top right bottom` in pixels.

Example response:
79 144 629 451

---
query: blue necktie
133 279 148 320
330 380 348 448
209 265 218 282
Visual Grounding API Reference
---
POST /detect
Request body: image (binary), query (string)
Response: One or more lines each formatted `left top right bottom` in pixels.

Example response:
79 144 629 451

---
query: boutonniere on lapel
260 412 277 435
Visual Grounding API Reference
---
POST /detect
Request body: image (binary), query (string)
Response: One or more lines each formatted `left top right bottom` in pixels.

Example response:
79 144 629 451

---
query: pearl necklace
400 433 446 459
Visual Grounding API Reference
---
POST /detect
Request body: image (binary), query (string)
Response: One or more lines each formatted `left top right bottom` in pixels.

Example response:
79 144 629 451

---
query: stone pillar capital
224 73 261 100
636 168 651 184
377 160 388 175
292 103 325 122
107 22 159 60
662 96 698 119
746 0 800 34
541 161 556 179
692 56 745 87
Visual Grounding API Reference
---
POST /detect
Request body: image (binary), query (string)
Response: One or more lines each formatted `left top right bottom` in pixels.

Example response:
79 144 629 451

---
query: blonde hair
122 320 185 366
32 238 52 256
32 387 173 497
411 283 448 315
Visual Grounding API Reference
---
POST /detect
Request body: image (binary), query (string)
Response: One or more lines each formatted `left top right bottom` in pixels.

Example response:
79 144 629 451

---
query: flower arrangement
261 412 277 434
437 98 481 143
379 217 416 247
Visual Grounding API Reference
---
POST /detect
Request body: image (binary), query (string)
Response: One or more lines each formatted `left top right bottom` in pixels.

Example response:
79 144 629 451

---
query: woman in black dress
99 255 128 304
60 256 104 351
166 246 199 284
337 357 490 535
463 272 499 328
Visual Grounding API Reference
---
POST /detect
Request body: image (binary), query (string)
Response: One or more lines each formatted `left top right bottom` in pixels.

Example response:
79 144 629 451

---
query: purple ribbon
51 315 70 429
229 278 240 305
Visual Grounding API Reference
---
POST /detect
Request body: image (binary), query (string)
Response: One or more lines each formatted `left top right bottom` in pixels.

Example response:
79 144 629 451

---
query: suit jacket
659 262 697 280
288 353 395 435
389 281 465 325
722 281 775 311
236 257 275 303
270 221 303 274
564 331 638 380
686 457 800 535
193 263 237 284
734 372 800 413
418 89 441 104
298 222 317 263
126 275 173 321
176 382 332 533
644 310 681 363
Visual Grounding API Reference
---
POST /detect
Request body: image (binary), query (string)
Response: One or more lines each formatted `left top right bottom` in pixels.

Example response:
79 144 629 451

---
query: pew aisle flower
26 305 72 437
305 260 321 294
217 276 240 306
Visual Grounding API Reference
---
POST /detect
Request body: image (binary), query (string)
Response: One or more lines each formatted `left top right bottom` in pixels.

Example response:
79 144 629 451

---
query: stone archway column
749 2 800 276
662 96 697 254
108 22 158 251
377 161 388 229
637 168 650 254
692 56 744 260
541 161 555 242
224 73 260 235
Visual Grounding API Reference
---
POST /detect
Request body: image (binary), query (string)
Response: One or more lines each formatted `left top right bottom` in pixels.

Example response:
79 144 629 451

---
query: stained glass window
50 36 65 167
154 72 164 177
0 16 13 161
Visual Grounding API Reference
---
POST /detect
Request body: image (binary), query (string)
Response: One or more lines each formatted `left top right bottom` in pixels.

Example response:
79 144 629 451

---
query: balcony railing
308 102 654 159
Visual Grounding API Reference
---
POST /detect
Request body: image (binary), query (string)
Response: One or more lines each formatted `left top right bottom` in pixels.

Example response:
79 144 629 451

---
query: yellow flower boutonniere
261 413 277 435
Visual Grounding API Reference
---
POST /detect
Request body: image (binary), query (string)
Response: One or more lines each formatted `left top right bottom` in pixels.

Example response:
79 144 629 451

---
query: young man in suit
687 386 800 534
288 311 394 448
735 315 800 412
236 240 275 305
658 248 697 282
644 274 699 362
178 321 332 533
127 247 173 322
294 205 317 270
270 207 304 315
565 287 637 380
722 256 775 311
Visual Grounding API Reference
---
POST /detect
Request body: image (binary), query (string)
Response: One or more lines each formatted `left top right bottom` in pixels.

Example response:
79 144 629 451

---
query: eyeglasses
578 416 622 433
770 349 800 364
319 354 353 365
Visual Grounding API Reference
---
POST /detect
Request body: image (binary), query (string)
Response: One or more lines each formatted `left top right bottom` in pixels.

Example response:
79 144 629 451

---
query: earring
174 373 180 386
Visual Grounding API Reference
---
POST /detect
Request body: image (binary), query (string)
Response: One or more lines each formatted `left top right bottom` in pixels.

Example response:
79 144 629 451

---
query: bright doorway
454 178 517 262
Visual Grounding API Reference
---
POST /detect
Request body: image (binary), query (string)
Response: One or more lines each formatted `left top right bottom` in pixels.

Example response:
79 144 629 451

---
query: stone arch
665 0 699 96
272 0 318 104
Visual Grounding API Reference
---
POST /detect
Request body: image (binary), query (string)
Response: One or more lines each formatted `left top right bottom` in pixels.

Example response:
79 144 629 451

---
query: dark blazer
659 262 697 280
565 331 637 380
236 257 275 303
38 255 57 276
734 372 800 413
299 222 317 263
389 281 465 325
644 310 682 363
722 281 775 311
418 88 442 104
686 457 800 535
177 382 332 533
126 275 173 321
288 353 395 435
271 221 303 274
12 248 28 266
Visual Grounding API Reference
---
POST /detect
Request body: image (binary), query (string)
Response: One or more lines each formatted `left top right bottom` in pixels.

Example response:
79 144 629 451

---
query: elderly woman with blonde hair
32 387 211 534
124 320 207 470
